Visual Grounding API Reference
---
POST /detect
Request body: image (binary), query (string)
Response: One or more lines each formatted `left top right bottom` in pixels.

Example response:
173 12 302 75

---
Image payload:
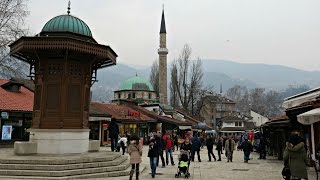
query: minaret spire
158 6 168 104
160 5 166 34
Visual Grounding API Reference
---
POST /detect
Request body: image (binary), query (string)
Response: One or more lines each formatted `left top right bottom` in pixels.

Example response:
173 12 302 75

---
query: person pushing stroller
175 138 192 178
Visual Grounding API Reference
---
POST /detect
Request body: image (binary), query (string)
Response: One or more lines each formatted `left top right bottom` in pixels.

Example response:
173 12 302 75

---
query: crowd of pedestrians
108 123 312 180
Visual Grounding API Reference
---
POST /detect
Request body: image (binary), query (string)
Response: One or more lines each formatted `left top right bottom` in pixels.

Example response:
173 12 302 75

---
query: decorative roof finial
67 0 71 15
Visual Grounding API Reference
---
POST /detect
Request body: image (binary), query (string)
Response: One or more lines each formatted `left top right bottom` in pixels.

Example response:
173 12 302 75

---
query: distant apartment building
199 93 236 130
219 115 255 137
249 110 269 127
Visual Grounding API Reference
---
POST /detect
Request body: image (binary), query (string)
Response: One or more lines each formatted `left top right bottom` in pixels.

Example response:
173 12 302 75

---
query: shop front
0 111 32 146
88 116 111 146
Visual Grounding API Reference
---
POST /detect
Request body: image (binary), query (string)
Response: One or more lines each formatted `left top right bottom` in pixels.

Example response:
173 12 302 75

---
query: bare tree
264 90 282 117
149 60 159 96
0 0 29 78
227 85 284 117
170 44 203 114
226 85 250 113
249 88 266 115
170 62 179 108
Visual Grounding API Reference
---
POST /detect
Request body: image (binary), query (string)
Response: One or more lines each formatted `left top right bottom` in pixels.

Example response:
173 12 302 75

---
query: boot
129 169 134 180
136 170 139 180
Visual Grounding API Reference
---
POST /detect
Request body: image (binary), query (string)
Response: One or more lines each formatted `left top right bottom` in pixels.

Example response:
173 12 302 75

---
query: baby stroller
175 150 191 178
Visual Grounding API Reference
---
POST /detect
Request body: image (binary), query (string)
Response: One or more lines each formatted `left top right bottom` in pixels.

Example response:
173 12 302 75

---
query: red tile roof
90 102 156 122
0 79 34 112
126 103 194 126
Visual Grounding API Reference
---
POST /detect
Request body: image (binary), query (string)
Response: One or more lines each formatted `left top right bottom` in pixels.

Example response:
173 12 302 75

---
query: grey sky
27 0 320 71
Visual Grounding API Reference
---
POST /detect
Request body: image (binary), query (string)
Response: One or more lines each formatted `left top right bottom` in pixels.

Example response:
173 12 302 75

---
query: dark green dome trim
42 15 92 37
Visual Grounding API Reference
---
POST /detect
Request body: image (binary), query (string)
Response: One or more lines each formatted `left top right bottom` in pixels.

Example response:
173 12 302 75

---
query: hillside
91 60 320 102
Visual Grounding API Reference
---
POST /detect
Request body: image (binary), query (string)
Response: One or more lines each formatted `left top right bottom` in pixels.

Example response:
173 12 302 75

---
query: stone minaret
158 8 168 104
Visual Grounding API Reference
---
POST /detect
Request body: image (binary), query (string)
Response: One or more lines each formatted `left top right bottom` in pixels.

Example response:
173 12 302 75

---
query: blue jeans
244 152 250 161
165 148 174 165
149 157 158 176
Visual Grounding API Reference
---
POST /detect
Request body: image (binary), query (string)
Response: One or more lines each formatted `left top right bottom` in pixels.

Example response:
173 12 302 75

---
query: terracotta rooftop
0 79 34 112
123 102 194 126
90 102 156 123
220 127 246 132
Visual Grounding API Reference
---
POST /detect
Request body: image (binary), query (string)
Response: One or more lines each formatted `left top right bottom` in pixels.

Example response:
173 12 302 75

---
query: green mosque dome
41 15 92 37
120 76 154 91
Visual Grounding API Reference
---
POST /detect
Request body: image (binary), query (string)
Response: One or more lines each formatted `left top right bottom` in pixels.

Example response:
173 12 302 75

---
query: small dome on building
120 76 154 91
41 15 92 37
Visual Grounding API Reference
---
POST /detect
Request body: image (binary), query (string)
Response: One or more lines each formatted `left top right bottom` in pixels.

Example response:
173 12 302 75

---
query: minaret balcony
158 48 168 54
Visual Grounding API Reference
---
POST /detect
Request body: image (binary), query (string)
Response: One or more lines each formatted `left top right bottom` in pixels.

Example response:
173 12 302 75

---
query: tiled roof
0 79 34 112
270 115 289 122
244 121 255 129
90 102 156 122
221 116 244 122
220 127 246 132
124 102 194 126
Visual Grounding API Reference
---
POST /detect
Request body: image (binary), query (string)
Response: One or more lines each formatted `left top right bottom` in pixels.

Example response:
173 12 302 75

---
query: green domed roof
120 76 154 91
41 15 92 37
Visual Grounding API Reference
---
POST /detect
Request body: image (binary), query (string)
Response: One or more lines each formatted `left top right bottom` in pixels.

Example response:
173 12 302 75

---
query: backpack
120 140 125 147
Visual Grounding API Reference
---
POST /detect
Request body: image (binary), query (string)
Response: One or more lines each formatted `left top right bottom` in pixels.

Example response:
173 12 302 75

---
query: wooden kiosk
9 8 117 154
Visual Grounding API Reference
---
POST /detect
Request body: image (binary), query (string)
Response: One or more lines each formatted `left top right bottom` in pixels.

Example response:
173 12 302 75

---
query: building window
128 94 131 99
235 122 238 126
118 93 121 99
132 93 136 99
239 122 242 126
149 93 152 99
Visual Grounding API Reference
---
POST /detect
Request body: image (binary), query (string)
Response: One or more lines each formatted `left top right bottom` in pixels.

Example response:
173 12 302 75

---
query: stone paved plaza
0 146 317 180
100 146 317 180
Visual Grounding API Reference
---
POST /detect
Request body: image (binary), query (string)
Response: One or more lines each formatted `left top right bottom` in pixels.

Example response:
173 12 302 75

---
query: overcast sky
26 0 320 71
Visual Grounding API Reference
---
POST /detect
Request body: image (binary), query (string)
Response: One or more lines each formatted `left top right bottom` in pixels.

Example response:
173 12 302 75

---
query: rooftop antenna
67 0 71 15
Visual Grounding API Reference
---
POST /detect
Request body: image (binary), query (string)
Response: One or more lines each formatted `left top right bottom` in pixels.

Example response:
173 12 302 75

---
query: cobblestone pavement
100 146 317 180
0 147 317 180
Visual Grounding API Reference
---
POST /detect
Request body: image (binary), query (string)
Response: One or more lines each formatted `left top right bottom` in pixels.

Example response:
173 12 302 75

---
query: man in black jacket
239 138 253 163
148 138 159 178
108 118 119 152
206 136 216 161
216 137 223 161
155 132 165 168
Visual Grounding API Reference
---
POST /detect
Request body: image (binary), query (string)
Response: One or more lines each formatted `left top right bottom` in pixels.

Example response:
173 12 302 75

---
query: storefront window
89 122 99 140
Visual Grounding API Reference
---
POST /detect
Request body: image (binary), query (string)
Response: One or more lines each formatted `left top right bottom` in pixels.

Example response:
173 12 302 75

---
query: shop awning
179 125 192 130
297 108 320 125
89 117 111 122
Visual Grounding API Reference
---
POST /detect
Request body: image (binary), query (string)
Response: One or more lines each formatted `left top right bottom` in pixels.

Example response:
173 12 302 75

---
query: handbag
282 153 291 180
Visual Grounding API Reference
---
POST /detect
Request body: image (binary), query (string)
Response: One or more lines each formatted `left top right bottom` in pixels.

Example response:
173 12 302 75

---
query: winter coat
239 140 253 153
165 137 173 150
191 137 201 151
148 140 159 157
216 140 223 151
108 121 119 138
206 138 214 150
128 141 143 164
283 142 308 179
180 142 192 152
155 136 164 150
225 139 235 153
